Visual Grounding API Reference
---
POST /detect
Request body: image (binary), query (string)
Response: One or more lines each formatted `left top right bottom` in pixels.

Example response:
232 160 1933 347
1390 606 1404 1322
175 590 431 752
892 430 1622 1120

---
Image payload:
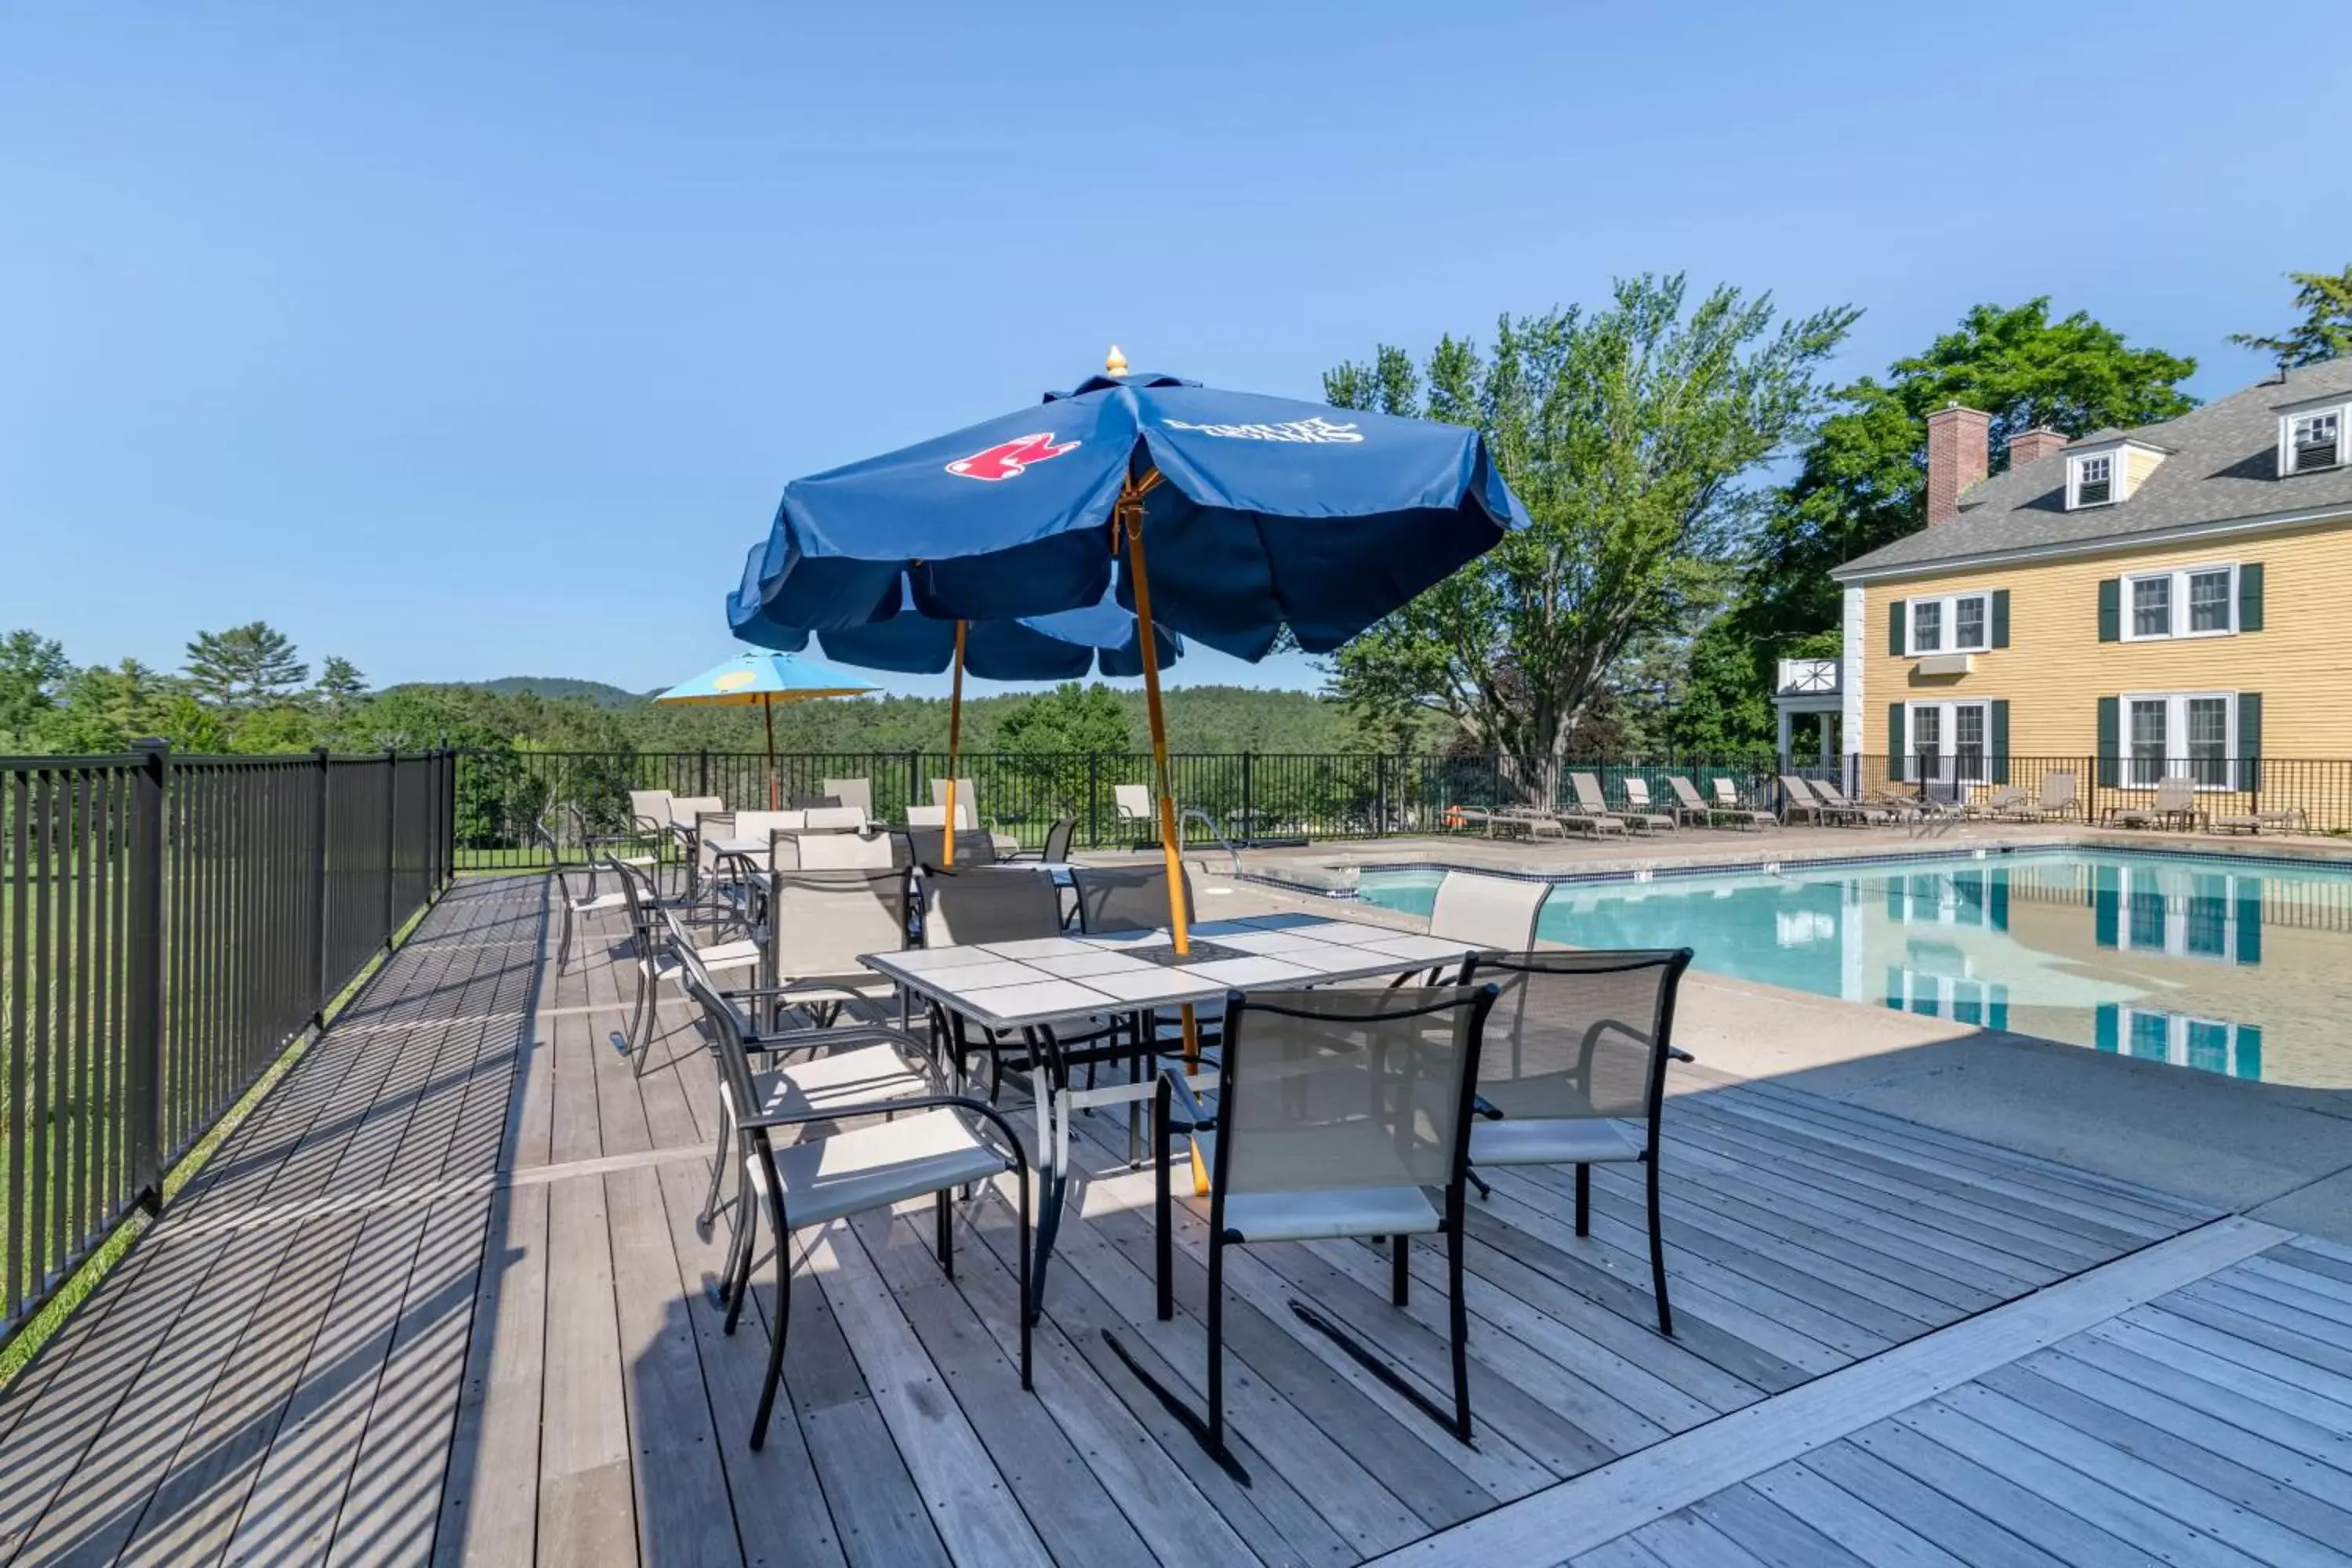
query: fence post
1087 753 1102 848
383 747 398 952
312 746 332 1027
697 749 710 797
907 750 921 812
1240 753 1256 845
126 738 169 1213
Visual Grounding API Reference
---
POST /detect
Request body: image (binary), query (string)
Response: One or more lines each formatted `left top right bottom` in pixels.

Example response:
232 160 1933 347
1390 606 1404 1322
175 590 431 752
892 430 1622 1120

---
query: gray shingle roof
1834 358 2352 579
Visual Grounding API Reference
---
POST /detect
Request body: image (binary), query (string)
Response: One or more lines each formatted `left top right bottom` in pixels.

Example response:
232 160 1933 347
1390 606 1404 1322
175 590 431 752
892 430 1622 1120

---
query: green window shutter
2236 884 2263 965
1991 589 2011 648
1989 699 2010 785
2236 691 2262 793
1889 600 1907 657
2238 562 2264 632
2096 696 2119 788
1886 703 1906 782
2096 579 2120 642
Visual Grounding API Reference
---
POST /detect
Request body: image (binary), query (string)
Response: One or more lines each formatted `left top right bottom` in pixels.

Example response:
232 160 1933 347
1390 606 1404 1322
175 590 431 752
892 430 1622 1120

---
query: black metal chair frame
1457 946 1695 1336
683 971 1034 1450
1154 982 1499 1453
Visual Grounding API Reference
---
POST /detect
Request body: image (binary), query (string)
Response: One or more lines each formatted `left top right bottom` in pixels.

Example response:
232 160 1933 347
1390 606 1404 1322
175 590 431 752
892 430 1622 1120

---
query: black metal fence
454 748 1791 866
1849 753 2352 833
2 746 455 1345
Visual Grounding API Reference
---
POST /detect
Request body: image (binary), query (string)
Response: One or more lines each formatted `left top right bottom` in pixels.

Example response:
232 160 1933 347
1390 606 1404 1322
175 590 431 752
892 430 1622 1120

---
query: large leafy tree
0 630 71 744
2230 265 2352 368
1740 299 2198 642
996 681 1134 815
185 621 309 710
1323 274 1857 786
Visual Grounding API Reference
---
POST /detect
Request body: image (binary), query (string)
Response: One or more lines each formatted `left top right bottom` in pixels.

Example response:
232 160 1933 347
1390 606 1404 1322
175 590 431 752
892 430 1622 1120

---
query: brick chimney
1925 403 1991 526
2008 426 2068 470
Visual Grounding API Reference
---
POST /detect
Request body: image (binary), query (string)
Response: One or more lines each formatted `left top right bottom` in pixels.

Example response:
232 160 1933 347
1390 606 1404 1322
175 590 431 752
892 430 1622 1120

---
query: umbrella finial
1105 344 1128 377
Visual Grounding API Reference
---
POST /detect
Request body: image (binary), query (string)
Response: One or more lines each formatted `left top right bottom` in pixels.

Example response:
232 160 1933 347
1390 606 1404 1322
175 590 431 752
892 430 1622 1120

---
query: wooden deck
0 873 2345 1566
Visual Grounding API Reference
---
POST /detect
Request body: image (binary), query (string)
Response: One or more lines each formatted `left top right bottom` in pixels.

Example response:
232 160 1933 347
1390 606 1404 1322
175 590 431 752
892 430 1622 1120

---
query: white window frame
2068 451 2118 509
2118 689 2238 790
2120 563 2237 641
2114 1007 2249 1070
1888 967 2006 1025
1903 590 1991 655
2278 404 2347 475
1904 699 1994 784
2111 866 2245 960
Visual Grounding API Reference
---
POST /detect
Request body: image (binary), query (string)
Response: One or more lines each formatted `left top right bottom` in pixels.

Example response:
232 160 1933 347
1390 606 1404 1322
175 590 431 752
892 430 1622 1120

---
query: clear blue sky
3 1 2340 699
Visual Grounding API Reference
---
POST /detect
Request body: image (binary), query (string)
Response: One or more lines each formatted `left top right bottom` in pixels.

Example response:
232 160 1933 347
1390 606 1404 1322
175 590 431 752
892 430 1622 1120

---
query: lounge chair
2215 805 2307 835
1809 778 1900 826
1709 776 1779 830
1625 775 1700 828
1965 785 2027 820
1573 771 1664 834
2022 772 2080 822
2107 775 2202 831
820 777 873 818
1535 802 1627 840
1777 775 1830 826
1447 804 1525 838
1668 774 1769 829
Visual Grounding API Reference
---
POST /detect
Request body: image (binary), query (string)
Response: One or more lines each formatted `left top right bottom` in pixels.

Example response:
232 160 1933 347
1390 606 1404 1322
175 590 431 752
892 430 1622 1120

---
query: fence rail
2 746 454 1345
454 749 1797 866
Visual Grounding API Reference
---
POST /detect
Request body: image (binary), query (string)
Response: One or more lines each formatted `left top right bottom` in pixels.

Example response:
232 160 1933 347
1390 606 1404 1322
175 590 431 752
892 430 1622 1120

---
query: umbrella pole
944 619 966 868
764 693 778 809
1120 478 1200 1063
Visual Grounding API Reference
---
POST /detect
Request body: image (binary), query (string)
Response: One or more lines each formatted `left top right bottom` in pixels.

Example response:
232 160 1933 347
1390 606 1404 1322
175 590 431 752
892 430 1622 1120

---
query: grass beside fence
0 895 441 1392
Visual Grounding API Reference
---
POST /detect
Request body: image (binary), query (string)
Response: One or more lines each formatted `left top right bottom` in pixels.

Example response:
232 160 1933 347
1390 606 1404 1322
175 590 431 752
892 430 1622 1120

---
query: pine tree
184 622 308 709
317 655 368 706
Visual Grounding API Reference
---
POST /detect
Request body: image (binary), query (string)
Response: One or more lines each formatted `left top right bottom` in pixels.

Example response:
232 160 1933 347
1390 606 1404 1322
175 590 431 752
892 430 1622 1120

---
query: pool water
1356 851 2352 1087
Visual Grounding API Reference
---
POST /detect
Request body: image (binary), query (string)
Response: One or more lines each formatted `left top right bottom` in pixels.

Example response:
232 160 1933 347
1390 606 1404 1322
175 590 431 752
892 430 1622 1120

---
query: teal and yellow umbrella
653 652 876 808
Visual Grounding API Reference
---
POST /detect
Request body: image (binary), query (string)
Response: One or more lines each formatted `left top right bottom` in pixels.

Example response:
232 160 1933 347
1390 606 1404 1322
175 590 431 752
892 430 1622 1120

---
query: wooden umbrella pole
1120 474 1200 1062
764 693 778 809
942 619 966 868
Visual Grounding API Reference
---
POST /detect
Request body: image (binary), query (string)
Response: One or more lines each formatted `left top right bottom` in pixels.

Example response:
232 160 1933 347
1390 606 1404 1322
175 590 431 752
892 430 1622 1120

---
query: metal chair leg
1392 1234 1410 1305
1206 1232 1226 1454
750 1188 793 1451
1645 1151 1674 1337
1448 1218 1473 1443
935 1189 954 1279
1575 1162 1591 1236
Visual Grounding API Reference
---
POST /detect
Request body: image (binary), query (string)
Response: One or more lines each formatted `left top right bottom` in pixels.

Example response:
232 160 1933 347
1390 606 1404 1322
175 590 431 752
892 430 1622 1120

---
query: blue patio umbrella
729 551 1179 861
653 652 876 809
736 348 1524 965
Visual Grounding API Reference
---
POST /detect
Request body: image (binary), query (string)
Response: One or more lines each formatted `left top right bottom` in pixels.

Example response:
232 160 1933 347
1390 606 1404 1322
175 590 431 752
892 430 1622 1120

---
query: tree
184 622 308 710
996 681 1134 817
0 630 71 744
316 655 368 708
1740 299 2198 643
1323 274 1858 789
2230 265 2352 368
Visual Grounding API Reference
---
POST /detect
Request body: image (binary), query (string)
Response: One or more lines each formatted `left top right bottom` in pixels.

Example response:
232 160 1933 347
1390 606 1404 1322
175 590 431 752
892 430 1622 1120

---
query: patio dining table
858 912 1485 1318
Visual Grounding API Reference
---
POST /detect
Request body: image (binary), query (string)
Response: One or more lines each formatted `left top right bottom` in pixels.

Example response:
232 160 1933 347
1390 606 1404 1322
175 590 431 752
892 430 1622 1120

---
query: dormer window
2071 452 2114 507
2287 408 2343 474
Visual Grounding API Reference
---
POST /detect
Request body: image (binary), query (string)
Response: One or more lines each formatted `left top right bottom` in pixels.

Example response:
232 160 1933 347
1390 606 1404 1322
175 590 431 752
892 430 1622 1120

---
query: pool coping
1240 831 2352 898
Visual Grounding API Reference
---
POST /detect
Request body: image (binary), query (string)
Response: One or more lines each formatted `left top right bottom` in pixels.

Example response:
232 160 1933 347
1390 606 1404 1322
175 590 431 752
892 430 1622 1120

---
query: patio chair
1071 862 1196 935
564 801 658 889
1610 775 1679 833
684 971 1032 1450
921 866 1123 1093
1153 982 1500 1449
1624 776 1697 829
2109 775 2202 831
1428 869 1552 953
660 900 938 1238
611 858 763 1069
2023 771 2080 822
786 793 840 811
1005 813 1078 865
775 829 901 870
821 777 873 818
764 867 913 1029
1461 947 1695 1334
1570 772 1651 835
903 821 1001 869
1676 775 1769 829
1444 804 1522 838
2215 805 2308 835
543 824 628 972
1113 783 1156 843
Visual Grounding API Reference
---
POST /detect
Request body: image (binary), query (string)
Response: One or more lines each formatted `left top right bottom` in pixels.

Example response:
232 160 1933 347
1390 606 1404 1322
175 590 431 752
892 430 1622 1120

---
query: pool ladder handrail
1178 806 1244 881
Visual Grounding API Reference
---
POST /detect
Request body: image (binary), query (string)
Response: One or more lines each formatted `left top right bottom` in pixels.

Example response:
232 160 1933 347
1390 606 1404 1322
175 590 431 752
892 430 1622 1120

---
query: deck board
5 872 2347 1566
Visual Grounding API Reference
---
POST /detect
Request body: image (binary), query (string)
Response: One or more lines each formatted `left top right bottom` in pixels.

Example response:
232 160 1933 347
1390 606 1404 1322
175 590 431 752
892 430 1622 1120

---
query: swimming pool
1355 850 2352 1087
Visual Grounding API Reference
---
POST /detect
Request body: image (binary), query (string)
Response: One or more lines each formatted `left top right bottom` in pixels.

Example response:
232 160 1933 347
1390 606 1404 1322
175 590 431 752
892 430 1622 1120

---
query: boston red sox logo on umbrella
946 431 1080 481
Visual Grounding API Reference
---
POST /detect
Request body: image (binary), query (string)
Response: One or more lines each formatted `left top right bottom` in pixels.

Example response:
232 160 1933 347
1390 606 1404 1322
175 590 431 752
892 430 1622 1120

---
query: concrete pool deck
1129 837 2352 1246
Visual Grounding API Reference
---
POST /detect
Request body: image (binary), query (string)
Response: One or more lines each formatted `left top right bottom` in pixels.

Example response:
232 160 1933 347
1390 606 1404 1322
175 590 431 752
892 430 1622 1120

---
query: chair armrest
1472 1093 1506 1120
739 1093 1032 1176
1156 1064 1218 1132
1667 1047 1695 1064
743 1022 930 1058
